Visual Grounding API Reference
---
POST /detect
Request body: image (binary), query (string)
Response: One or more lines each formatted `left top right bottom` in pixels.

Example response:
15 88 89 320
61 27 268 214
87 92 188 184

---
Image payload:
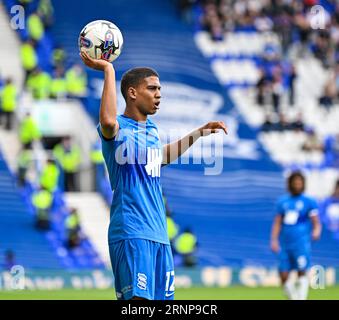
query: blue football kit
97 115 174 300
276 194 318 272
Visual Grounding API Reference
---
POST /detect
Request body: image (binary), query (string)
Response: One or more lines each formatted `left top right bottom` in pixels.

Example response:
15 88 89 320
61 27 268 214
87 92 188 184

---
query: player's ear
128 87 137 100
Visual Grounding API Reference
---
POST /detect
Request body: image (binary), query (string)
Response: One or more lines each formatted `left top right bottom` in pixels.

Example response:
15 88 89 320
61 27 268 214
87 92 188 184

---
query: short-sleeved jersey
97 115 169 245
276 194 318 249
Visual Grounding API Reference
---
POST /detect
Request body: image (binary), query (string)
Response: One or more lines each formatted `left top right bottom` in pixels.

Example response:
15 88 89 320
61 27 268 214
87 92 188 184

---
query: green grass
0 286 338 300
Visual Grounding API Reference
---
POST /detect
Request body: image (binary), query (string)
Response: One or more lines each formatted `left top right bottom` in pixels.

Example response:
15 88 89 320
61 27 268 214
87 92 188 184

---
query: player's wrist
103 63 114 72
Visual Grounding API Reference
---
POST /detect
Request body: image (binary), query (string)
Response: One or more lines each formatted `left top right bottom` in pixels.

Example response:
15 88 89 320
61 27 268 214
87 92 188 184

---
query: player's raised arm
270 215 282 253
162 121 227 165
80 50 119 139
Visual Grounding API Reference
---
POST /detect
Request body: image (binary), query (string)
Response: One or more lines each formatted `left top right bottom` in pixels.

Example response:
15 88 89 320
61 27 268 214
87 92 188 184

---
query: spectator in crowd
261 114 274 132
286 62 297 106
65 208 82 248
256 69 268 106
90 139 105 191
19 112 41 149
52 45 66 69
50 67 67 99
27 68 51 100
275 113 291 132
290 113 304 132
166 211 179 252
201 1 224 41
20 39 38 84
27 11 45 43
311 30 333 69
320 180 339 232
162 191 181 256
0 78 17 130
18 0 33 7
53 136 81 192
40 159 60 192
32 185 53 231
319 68 337 109
175 227 198 267
254 8 273 32
65 64 88 98
271 70 283 113
301 128 323 152
37 0 55 29
177 0 198 25
324 133 339 168
17 147 32 187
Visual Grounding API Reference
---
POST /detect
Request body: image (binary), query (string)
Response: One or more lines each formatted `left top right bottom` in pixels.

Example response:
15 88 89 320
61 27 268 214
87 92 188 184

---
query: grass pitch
0 286 338 300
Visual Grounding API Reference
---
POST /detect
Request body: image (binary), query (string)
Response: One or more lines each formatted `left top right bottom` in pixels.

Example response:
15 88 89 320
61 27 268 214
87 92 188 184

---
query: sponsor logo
296 201 304 211
121 285 133 294
132 128 146 134
165 291 174 298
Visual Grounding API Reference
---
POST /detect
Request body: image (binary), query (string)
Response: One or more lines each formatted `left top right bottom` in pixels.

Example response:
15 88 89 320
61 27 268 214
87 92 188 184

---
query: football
78 20 123 62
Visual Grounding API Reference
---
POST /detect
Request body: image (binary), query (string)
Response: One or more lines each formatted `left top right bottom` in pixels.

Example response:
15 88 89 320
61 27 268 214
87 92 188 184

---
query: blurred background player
270 171 322 300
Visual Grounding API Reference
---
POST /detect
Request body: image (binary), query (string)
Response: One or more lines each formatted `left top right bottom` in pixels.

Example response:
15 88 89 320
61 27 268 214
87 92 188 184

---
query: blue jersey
276 194 318 249
97 115 169 245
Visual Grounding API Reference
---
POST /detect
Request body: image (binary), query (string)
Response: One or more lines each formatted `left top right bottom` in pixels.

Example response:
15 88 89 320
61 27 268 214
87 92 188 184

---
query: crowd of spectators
176 1 339 171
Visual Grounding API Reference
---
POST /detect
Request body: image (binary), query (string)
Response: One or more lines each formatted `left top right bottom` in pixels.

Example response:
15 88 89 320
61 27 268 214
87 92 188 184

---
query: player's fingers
81 50 91 61
218 122 228 135
79 52 87 63
80 51 87 61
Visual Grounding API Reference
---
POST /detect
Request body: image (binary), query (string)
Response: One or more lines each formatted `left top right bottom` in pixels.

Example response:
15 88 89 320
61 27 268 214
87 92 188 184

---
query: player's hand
79 50 112 71
199 121 228 136
270 239 280 253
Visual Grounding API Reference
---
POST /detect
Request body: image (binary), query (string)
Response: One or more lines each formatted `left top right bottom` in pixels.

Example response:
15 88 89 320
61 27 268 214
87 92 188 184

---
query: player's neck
123 107 147 122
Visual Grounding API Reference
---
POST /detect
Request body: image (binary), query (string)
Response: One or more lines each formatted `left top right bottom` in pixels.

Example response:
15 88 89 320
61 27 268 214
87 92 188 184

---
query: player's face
289 176 304 195
135 76 161 115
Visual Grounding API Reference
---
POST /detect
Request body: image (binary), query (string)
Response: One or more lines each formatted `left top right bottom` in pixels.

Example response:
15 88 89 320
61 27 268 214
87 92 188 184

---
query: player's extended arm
162 121 227 166
80 50 119 139
310 214 322 241
270 215 282 253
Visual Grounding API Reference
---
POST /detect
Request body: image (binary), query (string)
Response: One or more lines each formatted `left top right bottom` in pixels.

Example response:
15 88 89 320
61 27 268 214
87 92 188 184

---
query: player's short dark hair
120 67 159 101
287 171 305 192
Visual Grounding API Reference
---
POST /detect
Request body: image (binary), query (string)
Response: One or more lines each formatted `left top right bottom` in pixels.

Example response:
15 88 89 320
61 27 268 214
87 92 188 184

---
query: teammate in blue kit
80 51 227 300
270 172 322 300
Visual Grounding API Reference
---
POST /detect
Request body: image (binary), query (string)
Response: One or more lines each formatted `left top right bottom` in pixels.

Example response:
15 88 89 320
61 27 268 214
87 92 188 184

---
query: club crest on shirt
296 201 304 211
137 273 147 290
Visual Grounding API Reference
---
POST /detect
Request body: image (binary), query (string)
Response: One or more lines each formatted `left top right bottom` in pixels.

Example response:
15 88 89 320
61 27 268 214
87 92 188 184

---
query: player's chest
282 199 308 225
